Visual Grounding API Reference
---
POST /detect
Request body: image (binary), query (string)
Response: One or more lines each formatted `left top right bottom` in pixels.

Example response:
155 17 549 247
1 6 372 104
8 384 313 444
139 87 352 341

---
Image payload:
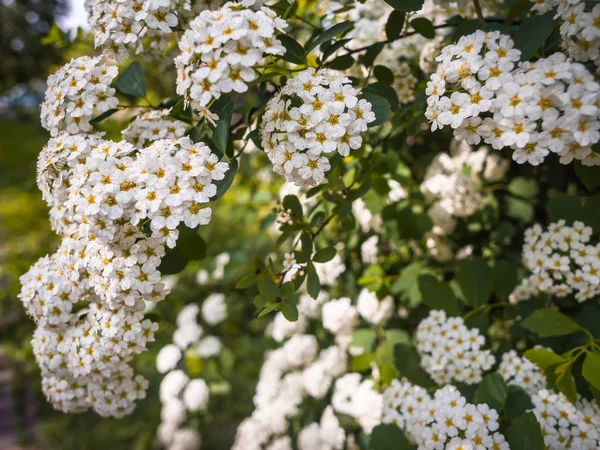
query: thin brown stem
472 0 486 24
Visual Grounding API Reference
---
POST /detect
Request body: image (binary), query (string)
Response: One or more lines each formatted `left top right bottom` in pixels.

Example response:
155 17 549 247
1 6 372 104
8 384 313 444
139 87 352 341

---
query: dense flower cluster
262 68 375 186
416 310 495 384
533 0 600 73
122 109 188 147
156 298 227 450
427 31 600 166
175 2 287 110
40 56 119 137
498 350 546 396
531 390 600 449
23 55 229 416
88 0 184 59
382 382 507 449
510 221 600 303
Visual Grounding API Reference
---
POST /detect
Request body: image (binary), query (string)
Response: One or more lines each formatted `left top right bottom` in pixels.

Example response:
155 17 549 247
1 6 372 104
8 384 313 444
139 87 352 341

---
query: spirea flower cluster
175 2 287 110
510 220 600 303
382 382 507 449
426 31 600 167
89 0 181 59
498 350 546 396
122 109 188 147
156 298 227 450
416 310 495 385
531 389 600 450
40 56 119 137
261 68 375 186
533 0 600 73
23 53 229 417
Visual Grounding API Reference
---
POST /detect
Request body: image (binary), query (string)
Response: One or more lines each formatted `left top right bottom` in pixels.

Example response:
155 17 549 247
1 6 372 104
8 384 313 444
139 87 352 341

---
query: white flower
183 379 210 412
157 344 183 373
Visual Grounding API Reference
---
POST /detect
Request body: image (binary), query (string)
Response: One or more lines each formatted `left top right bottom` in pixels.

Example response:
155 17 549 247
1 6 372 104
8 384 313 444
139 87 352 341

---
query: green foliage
115 61 146 97
370 424 411 450
474 373 508 412
456 258 492 307
506 412 545 450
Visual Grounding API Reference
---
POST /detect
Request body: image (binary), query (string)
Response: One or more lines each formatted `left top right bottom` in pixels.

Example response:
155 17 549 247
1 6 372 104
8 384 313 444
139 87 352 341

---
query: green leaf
575 161 600 189
506 196 534 223
298 232 313 262
305 21 354 53
351 329 377 352
212 158 238 200
236 273 257 289
506 385 534 422
456 258 492 307
278 34 305 64
524 347 567 368
363 82 399 111
508 177 539 199
546 193 581 223
417 275 461 316
360 42 385 67
321 38 352 63
369 424 411 450
382 0 424 12
358 92 390 127
521 308 583 338
553 363 577 403
307 264 320 299
90 108 119 126
580 194 600 231
492 260 518 300
326 54 355 70
373 65 395 84
582 351 600 392
115 61 146 97
513 12 556 61
158 247 188 275
474 373 508 412
394 343 435 388
410 17 435 39
210 95 234 157
351 353 373 372
280 301 299 322
178 228 207 261
313 246 336 263
385 11 406 41
258 277 280 300
506 412 545 450
283 194 303 220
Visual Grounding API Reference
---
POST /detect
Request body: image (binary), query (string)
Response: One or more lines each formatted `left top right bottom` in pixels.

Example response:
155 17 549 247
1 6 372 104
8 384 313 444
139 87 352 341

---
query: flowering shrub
8 0 600 448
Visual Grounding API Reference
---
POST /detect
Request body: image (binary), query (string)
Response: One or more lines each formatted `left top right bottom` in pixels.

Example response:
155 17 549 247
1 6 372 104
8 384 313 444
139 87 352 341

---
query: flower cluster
382 382 507 449
88 0 183 59
23 58 229 416
156 298 227 450
534 0 600 73
261 68 375 186
122 109 188 147
510 221 600 303
498 350 546 396
175 2 287 110
531 389 600 450
426 31 600 167
40 56 119 137
416 310 495 385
